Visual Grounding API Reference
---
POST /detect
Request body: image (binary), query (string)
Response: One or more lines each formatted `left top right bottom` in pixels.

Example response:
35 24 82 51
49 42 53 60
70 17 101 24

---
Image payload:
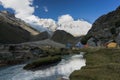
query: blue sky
33 0 120 23
0 0 120 23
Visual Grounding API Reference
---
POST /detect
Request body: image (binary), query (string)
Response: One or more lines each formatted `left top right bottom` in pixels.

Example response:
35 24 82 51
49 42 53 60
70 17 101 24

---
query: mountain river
0 53 86 80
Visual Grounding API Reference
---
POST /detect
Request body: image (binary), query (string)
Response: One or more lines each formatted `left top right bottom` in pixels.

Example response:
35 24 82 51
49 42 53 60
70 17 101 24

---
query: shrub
110 28 116 34
115 20 120 28
81 34 92 44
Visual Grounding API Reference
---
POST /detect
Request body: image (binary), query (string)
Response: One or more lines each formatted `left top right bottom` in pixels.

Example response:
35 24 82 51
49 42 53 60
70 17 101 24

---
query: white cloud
43 6 48 12
57 14 92 36
0 0 34 20
0 1 2 5
58 14 73 24
0 0 92 37
35 5 39 8
39 18 57 31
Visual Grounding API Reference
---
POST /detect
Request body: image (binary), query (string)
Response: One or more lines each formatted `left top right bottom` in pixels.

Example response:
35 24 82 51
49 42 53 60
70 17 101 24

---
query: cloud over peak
39 18 57 31
57 14 92 36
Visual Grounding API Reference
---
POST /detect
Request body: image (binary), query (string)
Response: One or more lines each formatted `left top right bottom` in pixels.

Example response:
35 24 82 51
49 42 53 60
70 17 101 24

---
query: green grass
70 48 120 80
23 56 61 70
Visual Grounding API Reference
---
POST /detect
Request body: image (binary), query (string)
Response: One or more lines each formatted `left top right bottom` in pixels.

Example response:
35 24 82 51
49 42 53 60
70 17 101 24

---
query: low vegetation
70 48 120 80
23 56 61 70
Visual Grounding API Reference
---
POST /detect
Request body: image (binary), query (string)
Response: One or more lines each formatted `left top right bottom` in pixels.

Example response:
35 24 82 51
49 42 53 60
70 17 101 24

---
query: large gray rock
116 33 120 44
87 38 97 47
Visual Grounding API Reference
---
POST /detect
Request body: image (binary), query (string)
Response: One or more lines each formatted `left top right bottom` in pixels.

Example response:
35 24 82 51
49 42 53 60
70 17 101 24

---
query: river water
0 53 86 80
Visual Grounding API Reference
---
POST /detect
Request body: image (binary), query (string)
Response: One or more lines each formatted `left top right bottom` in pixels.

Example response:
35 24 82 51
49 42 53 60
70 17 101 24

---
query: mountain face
51 30 81 44
81 6 120 46
31 31 51 41
0 11 40 44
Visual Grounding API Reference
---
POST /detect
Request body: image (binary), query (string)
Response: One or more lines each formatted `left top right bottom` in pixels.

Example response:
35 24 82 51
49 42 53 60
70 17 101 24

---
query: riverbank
0 44 80 67
0 44 68 67
70 48 120 80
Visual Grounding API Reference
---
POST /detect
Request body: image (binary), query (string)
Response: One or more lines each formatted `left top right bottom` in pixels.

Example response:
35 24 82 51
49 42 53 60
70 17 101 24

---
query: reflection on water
0 53 86 80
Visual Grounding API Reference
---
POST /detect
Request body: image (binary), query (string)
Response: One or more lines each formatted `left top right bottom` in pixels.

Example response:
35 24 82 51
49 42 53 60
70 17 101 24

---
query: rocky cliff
81 6 120 46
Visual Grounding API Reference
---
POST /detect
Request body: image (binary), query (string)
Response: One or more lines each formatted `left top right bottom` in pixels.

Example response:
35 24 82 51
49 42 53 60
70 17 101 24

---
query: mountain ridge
0 10 40 44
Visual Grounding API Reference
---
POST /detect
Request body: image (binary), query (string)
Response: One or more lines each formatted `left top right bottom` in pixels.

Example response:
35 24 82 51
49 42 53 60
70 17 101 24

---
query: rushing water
0 53 86 80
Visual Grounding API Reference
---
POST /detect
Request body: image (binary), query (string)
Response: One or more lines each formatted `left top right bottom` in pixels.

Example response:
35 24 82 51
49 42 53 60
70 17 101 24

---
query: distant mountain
0 11 40 44
81 6 120 46
51 30 81 44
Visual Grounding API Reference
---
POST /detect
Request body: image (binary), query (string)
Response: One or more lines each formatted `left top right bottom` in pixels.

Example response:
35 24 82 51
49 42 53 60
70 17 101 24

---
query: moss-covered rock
23 56 61 70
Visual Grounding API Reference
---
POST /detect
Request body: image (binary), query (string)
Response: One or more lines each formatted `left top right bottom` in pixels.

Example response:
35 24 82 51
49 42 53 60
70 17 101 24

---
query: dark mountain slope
31 31 51 41
81 6 120 46
0 11 40 44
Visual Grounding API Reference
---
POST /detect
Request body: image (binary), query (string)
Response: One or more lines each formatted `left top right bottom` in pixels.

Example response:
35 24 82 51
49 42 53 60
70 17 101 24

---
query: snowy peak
57 15 92 37
57 19 92 37
39 15 92 37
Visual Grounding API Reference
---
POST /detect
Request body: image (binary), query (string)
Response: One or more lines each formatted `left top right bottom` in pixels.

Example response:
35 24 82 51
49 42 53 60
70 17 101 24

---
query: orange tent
107 42 117 48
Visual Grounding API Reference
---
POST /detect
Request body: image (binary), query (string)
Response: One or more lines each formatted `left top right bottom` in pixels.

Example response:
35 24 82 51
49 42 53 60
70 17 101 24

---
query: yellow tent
107 42 117 48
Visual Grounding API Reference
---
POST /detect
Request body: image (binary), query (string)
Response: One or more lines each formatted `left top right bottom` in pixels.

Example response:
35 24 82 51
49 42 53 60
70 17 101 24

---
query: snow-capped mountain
39 15 92 37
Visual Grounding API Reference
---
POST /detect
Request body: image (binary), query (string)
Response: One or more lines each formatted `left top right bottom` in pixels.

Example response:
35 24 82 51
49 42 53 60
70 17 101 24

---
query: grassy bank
23 56 61 70
70 48 120 80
